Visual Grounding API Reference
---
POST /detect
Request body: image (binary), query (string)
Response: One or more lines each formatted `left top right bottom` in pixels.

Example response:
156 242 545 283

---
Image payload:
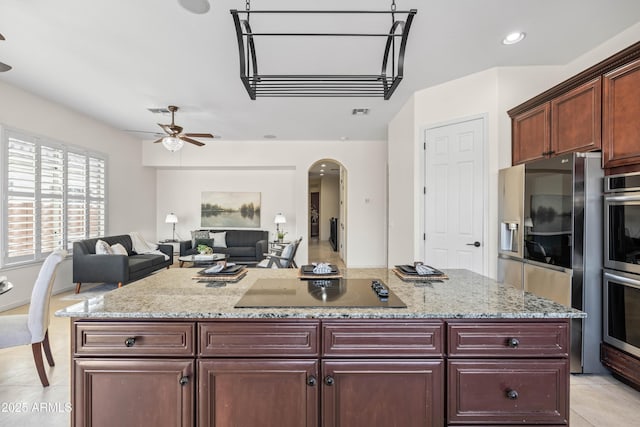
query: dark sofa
180 230 268 264
73 234 173 293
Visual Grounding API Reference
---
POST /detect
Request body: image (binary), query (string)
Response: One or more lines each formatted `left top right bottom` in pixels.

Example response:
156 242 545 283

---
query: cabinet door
603 58 640 169
512 103 550 165
551 77 602 156
322 360 444 427
73 359 194 427
198 359 318 427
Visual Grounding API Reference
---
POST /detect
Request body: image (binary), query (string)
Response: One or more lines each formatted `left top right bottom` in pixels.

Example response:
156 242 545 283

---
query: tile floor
1 239 639 426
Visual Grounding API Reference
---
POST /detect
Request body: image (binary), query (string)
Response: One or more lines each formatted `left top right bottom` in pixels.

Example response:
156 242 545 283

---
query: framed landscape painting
201 192 261 228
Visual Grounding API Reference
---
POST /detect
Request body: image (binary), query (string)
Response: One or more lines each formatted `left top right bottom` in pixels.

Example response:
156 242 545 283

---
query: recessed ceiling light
351 108 369 116
502 32 526 45
320 169 325 172
320 173 324 176
321 163 326 167
340 136 349 141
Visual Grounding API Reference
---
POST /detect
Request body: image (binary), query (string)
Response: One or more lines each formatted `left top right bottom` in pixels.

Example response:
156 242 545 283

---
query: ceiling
1 0 639 142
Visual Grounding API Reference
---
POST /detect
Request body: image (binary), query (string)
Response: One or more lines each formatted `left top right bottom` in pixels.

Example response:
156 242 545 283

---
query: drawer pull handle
324 375 335 386
507 337 520 348
179 376 189 386
506 389 519 400
307 375 317 387
124 337 136 347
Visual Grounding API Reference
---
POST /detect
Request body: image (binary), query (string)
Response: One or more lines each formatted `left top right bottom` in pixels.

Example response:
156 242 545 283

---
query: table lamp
165 213 178 242
274 213 286 242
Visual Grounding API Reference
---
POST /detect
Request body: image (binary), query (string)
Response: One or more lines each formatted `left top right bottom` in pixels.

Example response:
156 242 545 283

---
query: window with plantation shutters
2 127 108 266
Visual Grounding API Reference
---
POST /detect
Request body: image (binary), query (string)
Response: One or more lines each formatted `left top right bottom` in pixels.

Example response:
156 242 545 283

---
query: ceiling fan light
162 136 184 152
178 0 210 14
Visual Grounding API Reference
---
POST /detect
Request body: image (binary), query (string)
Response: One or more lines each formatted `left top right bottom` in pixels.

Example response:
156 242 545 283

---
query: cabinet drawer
448 321 568 357
448 360 568 425
74 321 195 356
199 321 319 357
322 320 443 357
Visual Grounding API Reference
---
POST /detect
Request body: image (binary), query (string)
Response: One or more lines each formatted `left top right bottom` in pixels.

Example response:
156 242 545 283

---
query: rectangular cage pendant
230 9 418 100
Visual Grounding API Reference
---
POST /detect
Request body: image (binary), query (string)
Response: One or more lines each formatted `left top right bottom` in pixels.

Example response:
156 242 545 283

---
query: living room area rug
60 283 119 300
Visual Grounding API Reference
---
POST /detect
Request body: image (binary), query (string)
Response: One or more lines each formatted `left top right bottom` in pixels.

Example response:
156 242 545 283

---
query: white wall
387 96 416 267
157 168 296 243
387 22 640 279
0 81 157 311
144 139 388 267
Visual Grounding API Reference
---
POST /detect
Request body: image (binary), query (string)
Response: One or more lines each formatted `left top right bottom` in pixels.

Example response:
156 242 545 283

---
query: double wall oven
604 172 640 358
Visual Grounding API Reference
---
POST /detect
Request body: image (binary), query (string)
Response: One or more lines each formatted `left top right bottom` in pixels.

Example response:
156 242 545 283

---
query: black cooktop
234 278 407 309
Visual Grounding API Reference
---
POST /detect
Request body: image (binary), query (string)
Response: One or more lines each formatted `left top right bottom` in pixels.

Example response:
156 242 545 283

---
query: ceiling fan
0 33 12 72
153 105 214 151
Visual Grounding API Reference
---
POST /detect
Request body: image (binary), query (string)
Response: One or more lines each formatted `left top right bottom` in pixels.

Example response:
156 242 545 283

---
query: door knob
466 241 481 247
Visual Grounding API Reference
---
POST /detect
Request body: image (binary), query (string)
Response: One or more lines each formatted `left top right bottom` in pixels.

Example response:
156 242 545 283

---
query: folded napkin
415 264 436 275
204 264 224 274
312 263 333 274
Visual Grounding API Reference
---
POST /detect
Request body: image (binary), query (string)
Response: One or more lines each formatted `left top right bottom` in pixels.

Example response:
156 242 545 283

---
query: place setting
392 262 448 284
298 262 342 279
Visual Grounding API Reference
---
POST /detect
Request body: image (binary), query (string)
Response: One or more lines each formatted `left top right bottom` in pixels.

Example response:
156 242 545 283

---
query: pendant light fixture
161 136 184 152
230 1 417 100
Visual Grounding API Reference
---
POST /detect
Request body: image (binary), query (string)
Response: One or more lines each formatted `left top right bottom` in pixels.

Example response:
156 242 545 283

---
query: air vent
147 107 170 114
352 108 370 116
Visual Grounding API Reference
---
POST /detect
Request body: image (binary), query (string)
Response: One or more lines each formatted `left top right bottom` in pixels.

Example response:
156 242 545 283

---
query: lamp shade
165 213 178 224
274 213 287 224
162 136 184 152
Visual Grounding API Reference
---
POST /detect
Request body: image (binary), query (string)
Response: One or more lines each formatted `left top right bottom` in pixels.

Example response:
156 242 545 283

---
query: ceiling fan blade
125 129 165 136
183 133 214 138
0 33 5 40
152 138 164 144
0 61 12 72
157 123 173 135
180 136 205 146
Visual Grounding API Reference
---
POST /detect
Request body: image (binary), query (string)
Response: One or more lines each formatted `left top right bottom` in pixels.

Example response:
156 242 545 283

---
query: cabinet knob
324 375 335 386
124 337 136 347
506 389 519 400
507 337 520 348
179 376 189 386
307 375 317 387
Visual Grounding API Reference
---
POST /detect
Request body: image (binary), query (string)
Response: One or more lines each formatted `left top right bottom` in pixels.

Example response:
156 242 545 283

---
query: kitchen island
57 268 583 427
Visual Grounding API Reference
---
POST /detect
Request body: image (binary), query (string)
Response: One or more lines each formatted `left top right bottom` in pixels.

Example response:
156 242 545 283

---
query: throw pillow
210 231 227 248
95 239 112 255
111 243 128 256
191 230 210 247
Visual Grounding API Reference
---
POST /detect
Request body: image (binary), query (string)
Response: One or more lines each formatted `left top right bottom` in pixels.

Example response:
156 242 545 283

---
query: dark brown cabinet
198 359 318 427
509 41 640 170
73 359 194 427
512 103 550 165
322 360 444 427
448 360 568 425
511 78 601 165
551 77 602 156
603 58 640 169
71 318 569 427
447 320 569 426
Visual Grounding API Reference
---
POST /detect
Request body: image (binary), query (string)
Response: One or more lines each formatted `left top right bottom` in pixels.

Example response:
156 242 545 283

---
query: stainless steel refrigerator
498 152 605 373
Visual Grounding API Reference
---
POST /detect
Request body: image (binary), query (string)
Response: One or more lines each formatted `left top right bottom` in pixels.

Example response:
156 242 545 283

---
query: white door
424 117 485 274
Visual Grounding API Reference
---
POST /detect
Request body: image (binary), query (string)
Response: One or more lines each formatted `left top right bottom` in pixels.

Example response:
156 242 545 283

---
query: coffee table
178 253 227 268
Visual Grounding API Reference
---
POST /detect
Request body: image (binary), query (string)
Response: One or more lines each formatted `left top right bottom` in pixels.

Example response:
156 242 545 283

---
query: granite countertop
55 267 585 319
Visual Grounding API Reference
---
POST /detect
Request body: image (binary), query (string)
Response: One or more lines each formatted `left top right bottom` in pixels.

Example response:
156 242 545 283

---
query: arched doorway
308 159 346 267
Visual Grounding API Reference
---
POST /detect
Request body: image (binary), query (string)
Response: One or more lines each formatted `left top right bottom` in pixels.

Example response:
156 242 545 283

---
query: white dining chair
0 249 67 387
